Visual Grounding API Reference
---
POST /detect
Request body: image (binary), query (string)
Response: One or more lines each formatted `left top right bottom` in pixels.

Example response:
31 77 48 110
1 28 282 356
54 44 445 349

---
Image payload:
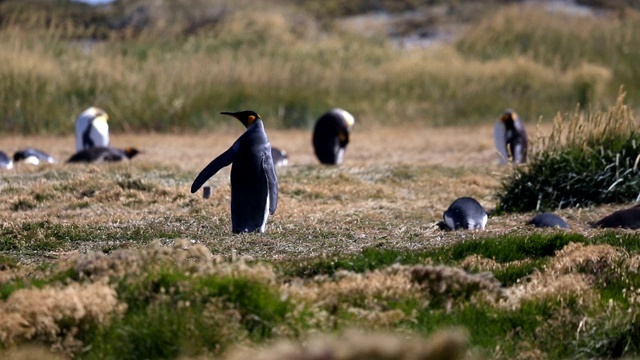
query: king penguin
13 148 55 165
0 151 13 169
75 107 109 151
312 108 355 165
443 197 488 230
271 147 289 167
591 205 640 229
67 146 140 163
494 109 527 164
191 111 278 234
527 212 570 229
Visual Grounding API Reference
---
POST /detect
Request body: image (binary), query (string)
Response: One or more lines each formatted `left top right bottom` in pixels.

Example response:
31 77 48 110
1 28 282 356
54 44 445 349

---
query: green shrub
497 92 640 212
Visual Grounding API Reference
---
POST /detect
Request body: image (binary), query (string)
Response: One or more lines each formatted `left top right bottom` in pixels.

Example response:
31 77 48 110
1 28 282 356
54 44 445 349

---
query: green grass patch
498 93 640 212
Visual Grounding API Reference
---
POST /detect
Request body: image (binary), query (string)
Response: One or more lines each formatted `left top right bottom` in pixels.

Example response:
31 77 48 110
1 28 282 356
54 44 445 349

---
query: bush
497 92 640 212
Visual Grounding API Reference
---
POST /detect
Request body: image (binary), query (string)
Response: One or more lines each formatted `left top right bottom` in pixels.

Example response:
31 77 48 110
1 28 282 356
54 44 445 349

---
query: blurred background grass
0 0 638 133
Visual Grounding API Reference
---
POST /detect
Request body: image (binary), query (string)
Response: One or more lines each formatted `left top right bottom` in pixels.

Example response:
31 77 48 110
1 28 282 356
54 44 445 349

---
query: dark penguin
67 147 140 163
494 109 527 164
312 108 355 165
13 148 55 165
191 111 278 234
528 213 570 229
0 151 13 169
591 205 640 229
271 147 289 167
443 197 488 230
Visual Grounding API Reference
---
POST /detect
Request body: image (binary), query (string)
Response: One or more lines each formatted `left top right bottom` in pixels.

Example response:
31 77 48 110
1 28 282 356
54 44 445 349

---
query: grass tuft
497 92 640 212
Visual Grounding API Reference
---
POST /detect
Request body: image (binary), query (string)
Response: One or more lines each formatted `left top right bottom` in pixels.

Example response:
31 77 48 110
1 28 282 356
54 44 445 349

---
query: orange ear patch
248 115 256 125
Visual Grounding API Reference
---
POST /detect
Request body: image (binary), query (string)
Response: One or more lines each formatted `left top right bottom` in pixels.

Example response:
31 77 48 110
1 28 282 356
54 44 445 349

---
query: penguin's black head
500 110 517 128
221 111 261 128
124 147 141 159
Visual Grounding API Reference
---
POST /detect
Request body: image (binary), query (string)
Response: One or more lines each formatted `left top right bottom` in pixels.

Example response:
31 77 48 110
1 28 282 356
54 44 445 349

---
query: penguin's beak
220 111 237 119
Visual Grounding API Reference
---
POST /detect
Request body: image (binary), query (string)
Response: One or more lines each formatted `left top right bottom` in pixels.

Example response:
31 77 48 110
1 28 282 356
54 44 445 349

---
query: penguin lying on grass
527 212 570 229
191 111 278 234
442 197 488 230
494 109 527 164
76 106 110 151
13 148 56 165
312 108 355 165
591 205 640 229
0 151 13 169
67 146 140 163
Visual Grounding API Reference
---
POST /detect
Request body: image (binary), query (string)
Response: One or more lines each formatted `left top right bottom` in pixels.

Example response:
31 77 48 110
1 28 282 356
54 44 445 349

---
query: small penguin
75 107 109 151
13 148 55 165
0 151 14 169
527 213 570 229
494 109 527 164
271 147 289 167
67 146 140 163
312 108 355 165
191 111 278 234
443 197 488 230
591 205 640 229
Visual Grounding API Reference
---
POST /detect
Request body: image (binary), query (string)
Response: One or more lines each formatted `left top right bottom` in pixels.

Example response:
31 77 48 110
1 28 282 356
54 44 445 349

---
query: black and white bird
0 151 13 169
67 146 140 163
591 205 640 229
191 111 278 234
443 197 488 230
494 109 527 164
312 108 355 165
271 147 289 167
75 107 109 151
13 148 55 165
527 213 570 229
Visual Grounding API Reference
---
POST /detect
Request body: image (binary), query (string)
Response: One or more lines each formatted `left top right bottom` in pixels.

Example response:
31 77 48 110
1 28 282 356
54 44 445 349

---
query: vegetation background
2 0 640 359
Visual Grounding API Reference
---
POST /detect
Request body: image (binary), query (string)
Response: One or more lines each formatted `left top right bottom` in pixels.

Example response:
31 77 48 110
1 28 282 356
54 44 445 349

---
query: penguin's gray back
443 197 488 230
528 213 570 229
230 120 275 233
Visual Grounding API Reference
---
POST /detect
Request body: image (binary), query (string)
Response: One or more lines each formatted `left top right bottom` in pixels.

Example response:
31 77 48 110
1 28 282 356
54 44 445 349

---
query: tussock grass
498 92 640 212
0 1 631 133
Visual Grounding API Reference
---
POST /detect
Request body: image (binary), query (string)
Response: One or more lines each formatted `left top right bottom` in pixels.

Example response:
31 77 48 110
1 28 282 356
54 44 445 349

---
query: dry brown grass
0 124 631 264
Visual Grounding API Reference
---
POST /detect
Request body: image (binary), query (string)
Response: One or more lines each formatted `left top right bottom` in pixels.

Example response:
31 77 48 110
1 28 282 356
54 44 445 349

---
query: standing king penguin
191 111 278 234
312 108 355 165
494 109 527 164
75 107 110 151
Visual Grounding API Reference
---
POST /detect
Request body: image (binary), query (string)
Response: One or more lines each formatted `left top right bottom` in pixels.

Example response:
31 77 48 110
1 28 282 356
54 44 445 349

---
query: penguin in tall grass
312 108 355 165
191 111 278 234
76 107 109 151
494 109 527 164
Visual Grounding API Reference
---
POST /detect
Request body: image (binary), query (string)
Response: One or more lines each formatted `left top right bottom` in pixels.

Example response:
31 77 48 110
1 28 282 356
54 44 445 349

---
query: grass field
2 124 640 359
3 0 640 358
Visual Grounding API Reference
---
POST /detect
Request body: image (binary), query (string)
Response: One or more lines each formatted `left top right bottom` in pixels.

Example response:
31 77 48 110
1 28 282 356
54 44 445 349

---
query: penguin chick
75 106 109 151
494 109 527 164
527 212 570 229
0 151 13 169
13 148 55 165
271 147 289 167
191 110 278 234
443 197 488 230
312 108 355 165
67 146 140 163
591 205 640 229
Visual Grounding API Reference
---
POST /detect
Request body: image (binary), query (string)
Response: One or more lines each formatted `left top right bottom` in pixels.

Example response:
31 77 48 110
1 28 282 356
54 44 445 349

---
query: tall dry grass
0 1 627 134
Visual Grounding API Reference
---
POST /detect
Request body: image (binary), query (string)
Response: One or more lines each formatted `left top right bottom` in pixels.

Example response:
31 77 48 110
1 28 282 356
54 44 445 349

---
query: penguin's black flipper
263 151 279 214
191 145 236 193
